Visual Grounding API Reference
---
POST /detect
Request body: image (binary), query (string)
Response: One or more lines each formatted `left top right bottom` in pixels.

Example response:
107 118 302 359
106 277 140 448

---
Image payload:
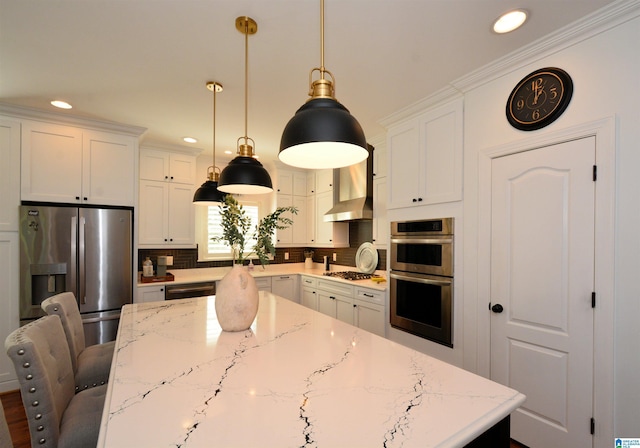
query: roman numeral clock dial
506 67 573 131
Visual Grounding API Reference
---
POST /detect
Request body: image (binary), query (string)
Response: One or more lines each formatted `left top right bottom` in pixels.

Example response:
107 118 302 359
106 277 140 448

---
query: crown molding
453 0 640 93
378 0 640 129
0 102 147 138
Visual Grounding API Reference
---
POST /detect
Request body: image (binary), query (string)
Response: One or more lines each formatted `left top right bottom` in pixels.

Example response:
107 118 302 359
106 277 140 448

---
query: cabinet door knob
76 196 80 200
418 197 423 202
412 198 417 202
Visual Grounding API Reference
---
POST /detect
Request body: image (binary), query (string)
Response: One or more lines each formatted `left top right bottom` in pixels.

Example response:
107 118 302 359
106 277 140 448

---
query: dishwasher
165 281 216 300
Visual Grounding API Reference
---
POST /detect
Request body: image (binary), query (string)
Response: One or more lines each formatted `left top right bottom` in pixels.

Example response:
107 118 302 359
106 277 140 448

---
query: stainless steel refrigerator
19 204 132 345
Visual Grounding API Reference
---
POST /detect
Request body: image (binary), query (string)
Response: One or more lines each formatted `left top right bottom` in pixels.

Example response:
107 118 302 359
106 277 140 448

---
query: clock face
506 67 573 131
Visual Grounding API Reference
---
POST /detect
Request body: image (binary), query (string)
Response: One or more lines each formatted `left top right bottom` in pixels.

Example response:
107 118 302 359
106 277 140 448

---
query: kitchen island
98 292 524 447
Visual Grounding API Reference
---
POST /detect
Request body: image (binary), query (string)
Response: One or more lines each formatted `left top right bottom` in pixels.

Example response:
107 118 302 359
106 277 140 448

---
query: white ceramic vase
215 264 259 332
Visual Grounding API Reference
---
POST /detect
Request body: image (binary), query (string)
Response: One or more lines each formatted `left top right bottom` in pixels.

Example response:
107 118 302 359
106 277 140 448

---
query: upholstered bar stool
5 315 106 448
41 292 115 392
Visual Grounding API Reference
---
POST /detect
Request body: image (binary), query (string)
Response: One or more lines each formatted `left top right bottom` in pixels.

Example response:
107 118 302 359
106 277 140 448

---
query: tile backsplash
139 221 386 272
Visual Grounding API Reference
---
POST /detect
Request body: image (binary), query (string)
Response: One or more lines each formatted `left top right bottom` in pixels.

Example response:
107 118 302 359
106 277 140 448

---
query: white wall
461 11 640 439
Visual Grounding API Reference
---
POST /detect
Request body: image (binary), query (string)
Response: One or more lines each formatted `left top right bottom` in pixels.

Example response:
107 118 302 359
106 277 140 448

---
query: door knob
491 303 504 313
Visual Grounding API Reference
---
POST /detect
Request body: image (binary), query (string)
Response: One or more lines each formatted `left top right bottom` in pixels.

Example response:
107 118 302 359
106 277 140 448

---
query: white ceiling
0 0 615 167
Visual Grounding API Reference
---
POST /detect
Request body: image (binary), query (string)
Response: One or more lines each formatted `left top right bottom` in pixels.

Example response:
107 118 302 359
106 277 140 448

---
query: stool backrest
41 292 86 373
4 315 75 447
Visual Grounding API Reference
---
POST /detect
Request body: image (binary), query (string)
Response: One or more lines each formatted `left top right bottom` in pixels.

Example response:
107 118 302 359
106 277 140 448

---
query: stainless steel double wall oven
390 218 454 347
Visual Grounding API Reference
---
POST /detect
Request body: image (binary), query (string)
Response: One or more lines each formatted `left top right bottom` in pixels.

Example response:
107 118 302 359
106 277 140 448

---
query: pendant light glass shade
218 17 273 195
193 81 227 205
279 0 367 169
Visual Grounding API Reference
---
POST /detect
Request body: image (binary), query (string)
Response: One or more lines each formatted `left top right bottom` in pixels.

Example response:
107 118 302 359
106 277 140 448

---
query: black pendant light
218 17 273 195
279 0 367 169
193 81 227 205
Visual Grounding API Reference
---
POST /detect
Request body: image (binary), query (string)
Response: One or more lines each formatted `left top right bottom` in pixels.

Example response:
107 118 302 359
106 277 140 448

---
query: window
196 200 260 261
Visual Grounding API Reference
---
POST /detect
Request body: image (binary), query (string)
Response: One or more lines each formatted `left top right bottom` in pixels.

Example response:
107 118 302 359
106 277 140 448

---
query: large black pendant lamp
193 81 227 205
279 0 367 170
218 17 273 195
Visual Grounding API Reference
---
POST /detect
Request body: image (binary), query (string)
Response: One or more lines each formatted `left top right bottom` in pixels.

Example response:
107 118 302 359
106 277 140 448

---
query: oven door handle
390 272 451 286
390 238 453 244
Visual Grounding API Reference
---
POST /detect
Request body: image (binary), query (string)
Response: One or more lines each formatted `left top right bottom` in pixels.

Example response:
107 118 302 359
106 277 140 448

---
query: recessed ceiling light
224 150 233 155
51 100 72 109
183 137 198 143
493 10 527 34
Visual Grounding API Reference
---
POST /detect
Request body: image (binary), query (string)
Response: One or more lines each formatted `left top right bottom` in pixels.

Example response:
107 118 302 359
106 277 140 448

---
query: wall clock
506 67 573 131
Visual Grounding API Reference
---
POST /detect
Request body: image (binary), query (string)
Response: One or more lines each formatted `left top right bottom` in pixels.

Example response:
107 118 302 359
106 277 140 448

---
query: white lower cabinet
301 275 318 310
353 287 386 337
318 291 354 325
254 276 272 292
271 275 298 302
136 285 165 303
301 278 386 337
316 279 355 325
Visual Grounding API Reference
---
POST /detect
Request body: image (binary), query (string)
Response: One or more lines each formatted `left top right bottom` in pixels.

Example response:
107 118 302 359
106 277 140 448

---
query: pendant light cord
213 84 216 173
244 19 249 146
320 0 325 79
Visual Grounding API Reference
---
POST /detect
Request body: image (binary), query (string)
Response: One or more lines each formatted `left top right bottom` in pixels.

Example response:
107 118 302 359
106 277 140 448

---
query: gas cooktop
323 271 373 281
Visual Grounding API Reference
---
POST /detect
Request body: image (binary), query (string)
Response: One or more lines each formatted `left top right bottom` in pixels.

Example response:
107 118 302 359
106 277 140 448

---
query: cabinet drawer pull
363 293 374 297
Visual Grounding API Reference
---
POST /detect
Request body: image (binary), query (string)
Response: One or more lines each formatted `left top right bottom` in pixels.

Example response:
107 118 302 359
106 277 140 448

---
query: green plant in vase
214 194 298 268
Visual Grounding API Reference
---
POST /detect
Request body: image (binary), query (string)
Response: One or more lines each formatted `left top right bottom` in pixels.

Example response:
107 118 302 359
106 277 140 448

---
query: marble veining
98 292 524 447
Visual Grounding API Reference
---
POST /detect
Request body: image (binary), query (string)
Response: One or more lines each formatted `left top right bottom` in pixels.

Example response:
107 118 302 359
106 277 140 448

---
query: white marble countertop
138 262 387 291
98 292 524 447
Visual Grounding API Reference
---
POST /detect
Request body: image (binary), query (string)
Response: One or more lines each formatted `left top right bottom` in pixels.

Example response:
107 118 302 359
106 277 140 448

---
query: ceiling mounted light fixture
493 10 528 34
218 17 273 195
51 100 72 109
193 81 227 205
279 0 367 170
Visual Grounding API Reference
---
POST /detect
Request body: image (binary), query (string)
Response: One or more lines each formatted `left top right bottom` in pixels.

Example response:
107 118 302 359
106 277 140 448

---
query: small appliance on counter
140 255 175 283
304 250 314 269
157 255 173 277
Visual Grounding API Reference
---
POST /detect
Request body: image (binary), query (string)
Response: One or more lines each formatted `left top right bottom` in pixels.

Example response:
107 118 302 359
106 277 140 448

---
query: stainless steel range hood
324 145 373 222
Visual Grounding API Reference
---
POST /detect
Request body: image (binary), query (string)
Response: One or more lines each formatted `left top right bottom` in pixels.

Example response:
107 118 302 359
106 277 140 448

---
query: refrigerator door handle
79 215 86 304
70 215 78 302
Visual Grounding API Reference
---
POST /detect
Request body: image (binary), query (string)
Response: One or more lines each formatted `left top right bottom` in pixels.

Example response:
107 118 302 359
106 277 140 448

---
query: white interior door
490 137 595 448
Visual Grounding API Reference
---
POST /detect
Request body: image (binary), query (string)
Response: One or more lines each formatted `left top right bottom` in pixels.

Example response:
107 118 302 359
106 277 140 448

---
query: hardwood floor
1 388 528 448
0 390 30 448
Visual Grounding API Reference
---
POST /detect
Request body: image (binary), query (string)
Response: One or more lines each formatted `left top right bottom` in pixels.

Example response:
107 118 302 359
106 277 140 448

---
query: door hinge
590 417 595 435
593 165 597 181
592 292 596 308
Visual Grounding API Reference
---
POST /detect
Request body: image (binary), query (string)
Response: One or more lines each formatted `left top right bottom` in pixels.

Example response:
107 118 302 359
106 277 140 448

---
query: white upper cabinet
139 148 196 184
276 170 308 247
138 147 198 247
21 120 137 206
373 144 388 179
387 98 463 209
0 118 20 232
315 169 334 194
82 130 137 206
